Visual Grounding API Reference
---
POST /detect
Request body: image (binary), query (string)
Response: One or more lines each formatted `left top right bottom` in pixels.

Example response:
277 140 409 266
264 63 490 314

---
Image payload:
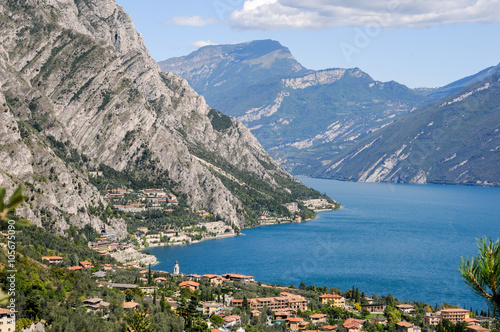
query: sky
115 0 500 88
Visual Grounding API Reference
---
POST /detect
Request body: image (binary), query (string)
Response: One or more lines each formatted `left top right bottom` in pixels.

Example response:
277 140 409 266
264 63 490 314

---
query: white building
173 261 179 275
0 308 15 332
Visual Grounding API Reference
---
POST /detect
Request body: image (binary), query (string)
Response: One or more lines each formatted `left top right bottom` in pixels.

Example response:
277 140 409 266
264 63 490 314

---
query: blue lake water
147 178 500 310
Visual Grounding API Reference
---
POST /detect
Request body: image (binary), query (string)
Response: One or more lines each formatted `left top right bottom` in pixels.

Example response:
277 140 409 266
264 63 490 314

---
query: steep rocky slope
318 72 500 186
0 0 322 234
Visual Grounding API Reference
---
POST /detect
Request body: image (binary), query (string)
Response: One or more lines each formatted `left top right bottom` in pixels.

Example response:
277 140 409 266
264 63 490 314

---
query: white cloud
164 16 218 27
190 40 218 49
229 0 500 30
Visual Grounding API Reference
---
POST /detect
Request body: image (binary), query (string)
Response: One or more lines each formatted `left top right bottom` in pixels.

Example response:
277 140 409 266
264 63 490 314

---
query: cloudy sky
116 0 500 88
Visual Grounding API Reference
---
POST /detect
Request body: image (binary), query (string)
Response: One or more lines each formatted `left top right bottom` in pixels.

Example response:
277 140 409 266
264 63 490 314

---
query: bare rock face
0 0 312 234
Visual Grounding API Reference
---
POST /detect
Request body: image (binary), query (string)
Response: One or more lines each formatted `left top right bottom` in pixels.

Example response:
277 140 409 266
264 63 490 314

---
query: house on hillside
179 281 200 291
42 256 63 264
343 318 365 332
397 321 421 332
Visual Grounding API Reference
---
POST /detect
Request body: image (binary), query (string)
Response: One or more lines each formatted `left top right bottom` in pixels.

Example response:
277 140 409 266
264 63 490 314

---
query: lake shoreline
141 207 339 266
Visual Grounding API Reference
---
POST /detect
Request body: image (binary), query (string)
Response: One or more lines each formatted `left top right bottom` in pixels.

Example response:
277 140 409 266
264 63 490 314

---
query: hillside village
10 253 498 332
80 184 339 268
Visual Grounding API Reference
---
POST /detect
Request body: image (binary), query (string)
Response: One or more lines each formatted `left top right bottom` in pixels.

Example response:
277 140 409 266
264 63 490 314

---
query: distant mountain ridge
415 62 500 102
160 40 428 175
318 71 500 186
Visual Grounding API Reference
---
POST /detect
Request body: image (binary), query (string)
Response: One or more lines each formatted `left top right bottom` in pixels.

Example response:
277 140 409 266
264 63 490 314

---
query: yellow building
440 309 470 323
320 294 344 307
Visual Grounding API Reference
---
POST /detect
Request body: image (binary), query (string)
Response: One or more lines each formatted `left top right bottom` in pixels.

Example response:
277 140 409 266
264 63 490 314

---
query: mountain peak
159 39 310 96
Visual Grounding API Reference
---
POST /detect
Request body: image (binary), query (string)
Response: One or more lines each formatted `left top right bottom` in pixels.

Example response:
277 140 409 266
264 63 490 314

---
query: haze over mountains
160 40 500 186
0 1 323 235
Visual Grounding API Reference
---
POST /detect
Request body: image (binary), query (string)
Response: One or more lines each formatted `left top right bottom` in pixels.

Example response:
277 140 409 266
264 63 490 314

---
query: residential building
155 277 167 283
319 294 344 307
440 309 470 323
92 271 107 278
397 321 421 332
83 298 110 313
114 204 146 212
283 202 299 213
203 274 223 286
320 325 337 331
103 282 138 291
79 261 93 269
41 256 63 264
467 326 489 332
122 301 139 309
179 281 200 291
222 273 254 283
361 304 386 314
67 266 83 271
371 316 387 325
0 308 15 332
234 292 307 312
286 317 304 331
139 286 158 294
425 313 442 326
224 315 242 327
187 274 202 281
202 302 224 316
343 318 364 332
251 310 261 317
464 318 482 326
310 314 328 324
396 304 415 313
232 299 243 306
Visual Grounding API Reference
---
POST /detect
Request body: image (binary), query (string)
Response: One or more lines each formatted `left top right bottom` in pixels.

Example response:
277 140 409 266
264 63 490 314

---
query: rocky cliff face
0 0 317 234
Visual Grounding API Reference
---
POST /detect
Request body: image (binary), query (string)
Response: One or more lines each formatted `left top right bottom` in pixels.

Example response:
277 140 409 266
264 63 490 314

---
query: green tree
210 314 224 328
242 296 249 311
459 237 500 314
386 294 396 307
126 309 156 332
384 305 401 324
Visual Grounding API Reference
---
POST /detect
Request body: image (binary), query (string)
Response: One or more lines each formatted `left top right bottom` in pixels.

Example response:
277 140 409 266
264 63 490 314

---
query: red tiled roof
320 294 342 299
467 326 489 331
286 317 304 323
396 304 414 309
42 256 63 260
343 318 364 329
122 301 139 309
320 325 337 331
179 281 200 287
441 308 470 313
397 321 414 328
67 266 83 270
310 314 328 319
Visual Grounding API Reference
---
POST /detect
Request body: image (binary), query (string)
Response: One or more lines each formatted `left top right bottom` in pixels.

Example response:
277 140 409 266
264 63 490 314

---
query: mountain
317 72 500 186
0 0 327 235
159 41 429 176
415 62 500 102
158 40 310 109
